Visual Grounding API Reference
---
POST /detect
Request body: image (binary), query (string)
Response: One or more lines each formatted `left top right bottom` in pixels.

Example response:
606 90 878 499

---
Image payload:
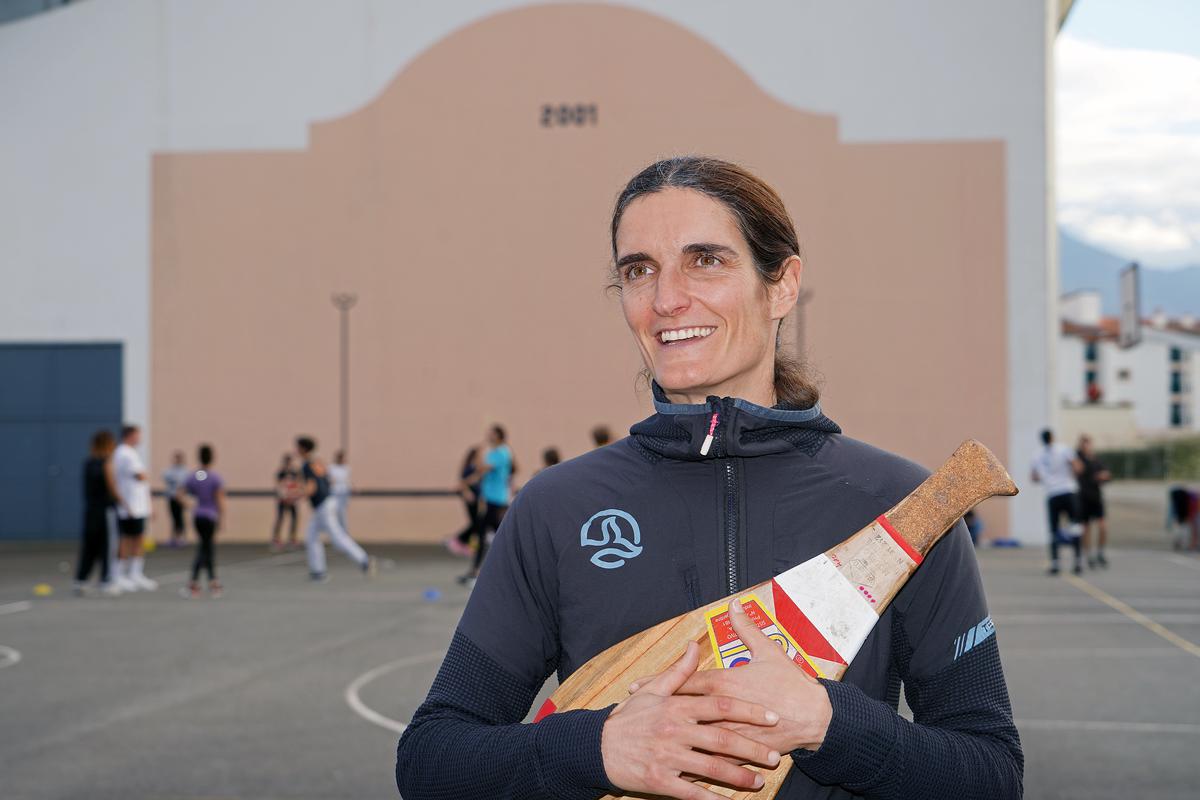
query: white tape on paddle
774 554 879 664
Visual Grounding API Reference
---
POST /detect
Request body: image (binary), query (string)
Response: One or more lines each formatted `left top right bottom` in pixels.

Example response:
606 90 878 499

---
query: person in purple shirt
179 443 226 598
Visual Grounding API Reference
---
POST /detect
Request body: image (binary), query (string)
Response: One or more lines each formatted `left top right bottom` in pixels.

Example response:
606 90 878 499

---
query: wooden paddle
533 439 1018 799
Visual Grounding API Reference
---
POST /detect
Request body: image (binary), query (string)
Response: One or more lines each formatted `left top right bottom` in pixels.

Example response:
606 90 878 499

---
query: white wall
0 0 1054 539
1059 336 1086 404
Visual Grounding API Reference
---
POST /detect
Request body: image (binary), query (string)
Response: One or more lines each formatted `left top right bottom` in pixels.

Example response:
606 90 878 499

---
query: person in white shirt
113 424 157 591
329 450 352 533
1030 428 1084 575
162 451 190 548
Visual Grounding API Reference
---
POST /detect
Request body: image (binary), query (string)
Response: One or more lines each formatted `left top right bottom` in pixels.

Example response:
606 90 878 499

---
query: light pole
331 292 358 455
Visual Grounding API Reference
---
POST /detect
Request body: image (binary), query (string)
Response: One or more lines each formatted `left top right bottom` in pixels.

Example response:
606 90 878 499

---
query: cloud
1056 35 1200 267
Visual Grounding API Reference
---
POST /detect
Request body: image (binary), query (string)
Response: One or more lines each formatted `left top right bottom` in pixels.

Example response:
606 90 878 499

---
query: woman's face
615 188 800 405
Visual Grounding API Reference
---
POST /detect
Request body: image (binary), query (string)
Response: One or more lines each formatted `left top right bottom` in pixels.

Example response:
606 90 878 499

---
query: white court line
0 644 20 669
1017 718 1200 735
344 652 446 734
0 600 33 616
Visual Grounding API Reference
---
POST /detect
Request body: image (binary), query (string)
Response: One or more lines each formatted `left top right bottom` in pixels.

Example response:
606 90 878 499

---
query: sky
1057 0 1200 269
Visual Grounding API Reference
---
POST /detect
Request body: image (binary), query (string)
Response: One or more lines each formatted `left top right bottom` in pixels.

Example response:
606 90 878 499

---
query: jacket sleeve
790 523 1024 799
395 483 617 800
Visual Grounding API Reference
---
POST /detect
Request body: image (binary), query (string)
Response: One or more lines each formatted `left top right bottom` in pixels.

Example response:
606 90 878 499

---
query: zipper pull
700 412 719 456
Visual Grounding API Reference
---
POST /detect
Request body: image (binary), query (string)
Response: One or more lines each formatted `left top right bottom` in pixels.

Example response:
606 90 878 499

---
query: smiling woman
396 157 1022 800
610 158 818 410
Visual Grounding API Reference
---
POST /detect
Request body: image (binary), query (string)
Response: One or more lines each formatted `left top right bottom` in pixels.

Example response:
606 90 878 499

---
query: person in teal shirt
460 425 513 587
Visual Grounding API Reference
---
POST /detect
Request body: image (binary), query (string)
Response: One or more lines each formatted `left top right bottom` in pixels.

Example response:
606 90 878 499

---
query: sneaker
269 541 283 553
116 575 139 592
100 582 123 597
180 582 201 599
309 572 329 583
444 538 471 558
1047 564 1060 576
133 574 159 592
362 556 378 578
72 583 89 598
208 581 223 599
1097 552 1109 568
1072 564 1083 575
1087 556 1098 570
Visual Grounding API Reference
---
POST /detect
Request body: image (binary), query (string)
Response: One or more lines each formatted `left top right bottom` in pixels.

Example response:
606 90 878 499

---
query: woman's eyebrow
681 242 737 257
616 251 654 268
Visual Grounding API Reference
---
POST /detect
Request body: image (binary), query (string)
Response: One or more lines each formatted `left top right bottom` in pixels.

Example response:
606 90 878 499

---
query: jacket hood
629 382 841 462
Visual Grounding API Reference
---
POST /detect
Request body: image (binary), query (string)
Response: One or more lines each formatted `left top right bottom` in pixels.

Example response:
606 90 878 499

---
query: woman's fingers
644 641 701 696
674 749 766 791
684 720 781 768
727 597 779 660
679 694 779 726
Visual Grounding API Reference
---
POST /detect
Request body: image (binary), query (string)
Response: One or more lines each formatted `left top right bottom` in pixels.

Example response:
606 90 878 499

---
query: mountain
1059 229 1200 317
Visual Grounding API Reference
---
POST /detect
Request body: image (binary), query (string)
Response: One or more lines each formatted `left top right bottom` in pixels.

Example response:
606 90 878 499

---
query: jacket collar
629 382 841 461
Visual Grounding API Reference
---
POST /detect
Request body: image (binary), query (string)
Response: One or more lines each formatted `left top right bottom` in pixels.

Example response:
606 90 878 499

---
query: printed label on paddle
704 594 814 672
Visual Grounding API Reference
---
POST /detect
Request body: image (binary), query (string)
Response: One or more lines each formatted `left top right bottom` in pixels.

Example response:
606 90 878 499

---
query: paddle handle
885 439 1018 556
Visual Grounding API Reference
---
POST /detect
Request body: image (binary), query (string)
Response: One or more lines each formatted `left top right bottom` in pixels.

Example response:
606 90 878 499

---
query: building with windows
1059 290 1200 446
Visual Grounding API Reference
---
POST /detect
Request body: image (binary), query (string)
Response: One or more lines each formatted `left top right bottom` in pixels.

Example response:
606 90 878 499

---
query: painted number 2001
540 104 598 127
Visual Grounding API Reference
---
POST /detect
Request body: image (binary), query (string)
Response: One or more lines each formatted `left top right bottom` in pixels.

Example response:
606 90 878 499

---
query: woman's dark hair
490 424 506 443
198 444 214 466
610 156 819 408
296 436 316 454
542 447 561 467
90 430 116 458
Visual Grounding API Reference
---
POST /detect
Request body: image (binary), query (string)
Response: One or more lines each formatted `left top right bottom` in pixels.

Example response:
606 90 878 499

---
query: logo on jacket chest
580 509 643 569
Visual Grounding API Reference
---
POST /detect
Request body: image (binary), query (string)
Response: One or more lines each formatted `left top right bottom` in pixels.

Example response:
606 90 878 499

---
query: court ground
1 533 1198 799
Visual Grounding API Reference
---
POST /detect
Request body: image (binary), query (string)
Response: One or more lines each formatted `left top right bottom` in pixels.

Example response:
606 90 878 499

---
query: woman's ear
768 256 803 321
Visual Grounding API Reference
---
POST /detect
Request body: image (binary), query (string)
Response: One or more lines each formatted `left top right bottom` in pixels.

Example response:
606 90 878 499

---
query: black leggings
192 516 218 582
272 501 297 542
472 502 508 572
1047 493 1081 564
455 491 482 545
75 510 111 583
168 498 185 536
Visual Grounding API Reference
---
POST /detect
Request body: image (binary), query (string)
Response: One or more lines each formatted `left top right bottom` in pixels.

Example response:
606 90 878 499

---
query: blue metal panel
0 344 122 539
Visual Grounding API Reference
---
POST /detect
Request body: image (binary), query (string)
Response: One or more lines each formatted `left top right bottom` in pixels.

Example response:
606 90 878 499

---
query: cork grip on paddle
884 439 1018 557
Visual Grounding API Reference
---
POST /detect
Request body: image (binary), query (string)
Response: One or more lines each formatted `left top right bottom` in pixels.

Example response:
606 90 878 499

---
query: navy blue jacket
396 389 1022 799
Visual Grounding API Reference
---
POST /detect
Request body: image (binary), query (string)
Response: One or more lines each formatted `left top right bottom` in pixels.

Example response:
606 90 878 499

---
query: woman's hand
601 640 783 799
629 598 833 754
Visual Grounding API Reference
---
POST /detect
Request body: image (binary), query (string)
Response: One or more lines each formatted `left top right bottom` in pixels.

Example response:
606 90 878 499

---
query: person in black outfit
446 446 483 557
1075 435 1111 568
396 157 1021 800
271 453 300 551
73 430 122 596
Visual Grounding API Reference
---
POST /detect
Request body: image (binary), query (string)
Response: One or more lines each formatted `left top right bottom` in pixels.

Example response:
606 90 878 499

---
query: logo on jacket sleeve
580 509 643 569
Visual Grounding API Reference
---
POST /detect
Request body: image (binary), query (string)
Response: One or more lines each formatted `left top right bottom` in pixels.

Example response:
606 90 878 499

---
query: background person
73 430 121 596
296 436 374 581
162 451 190 548
1075 434 1111 568
113 424 157 591
445 446 483 558
457 425 512 588
591 424 612 448
329 449 352 533
271 453 301 551
1031 428 1084 575
180 444 225 598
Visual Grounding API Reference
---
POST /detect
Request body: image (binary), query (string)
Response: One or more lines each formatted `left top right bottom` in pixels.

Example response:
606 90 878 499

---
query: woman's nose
652 269 690 317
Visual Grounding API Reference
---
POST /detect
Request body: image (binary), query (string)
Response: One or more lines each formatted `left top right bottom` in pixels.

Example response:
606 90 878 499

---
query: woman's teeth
659 327 715 343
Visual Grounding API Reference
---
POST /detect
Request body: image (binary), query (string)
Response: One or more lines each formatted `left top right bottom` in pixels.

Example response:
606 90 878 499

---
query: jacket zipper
710 401 741 595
